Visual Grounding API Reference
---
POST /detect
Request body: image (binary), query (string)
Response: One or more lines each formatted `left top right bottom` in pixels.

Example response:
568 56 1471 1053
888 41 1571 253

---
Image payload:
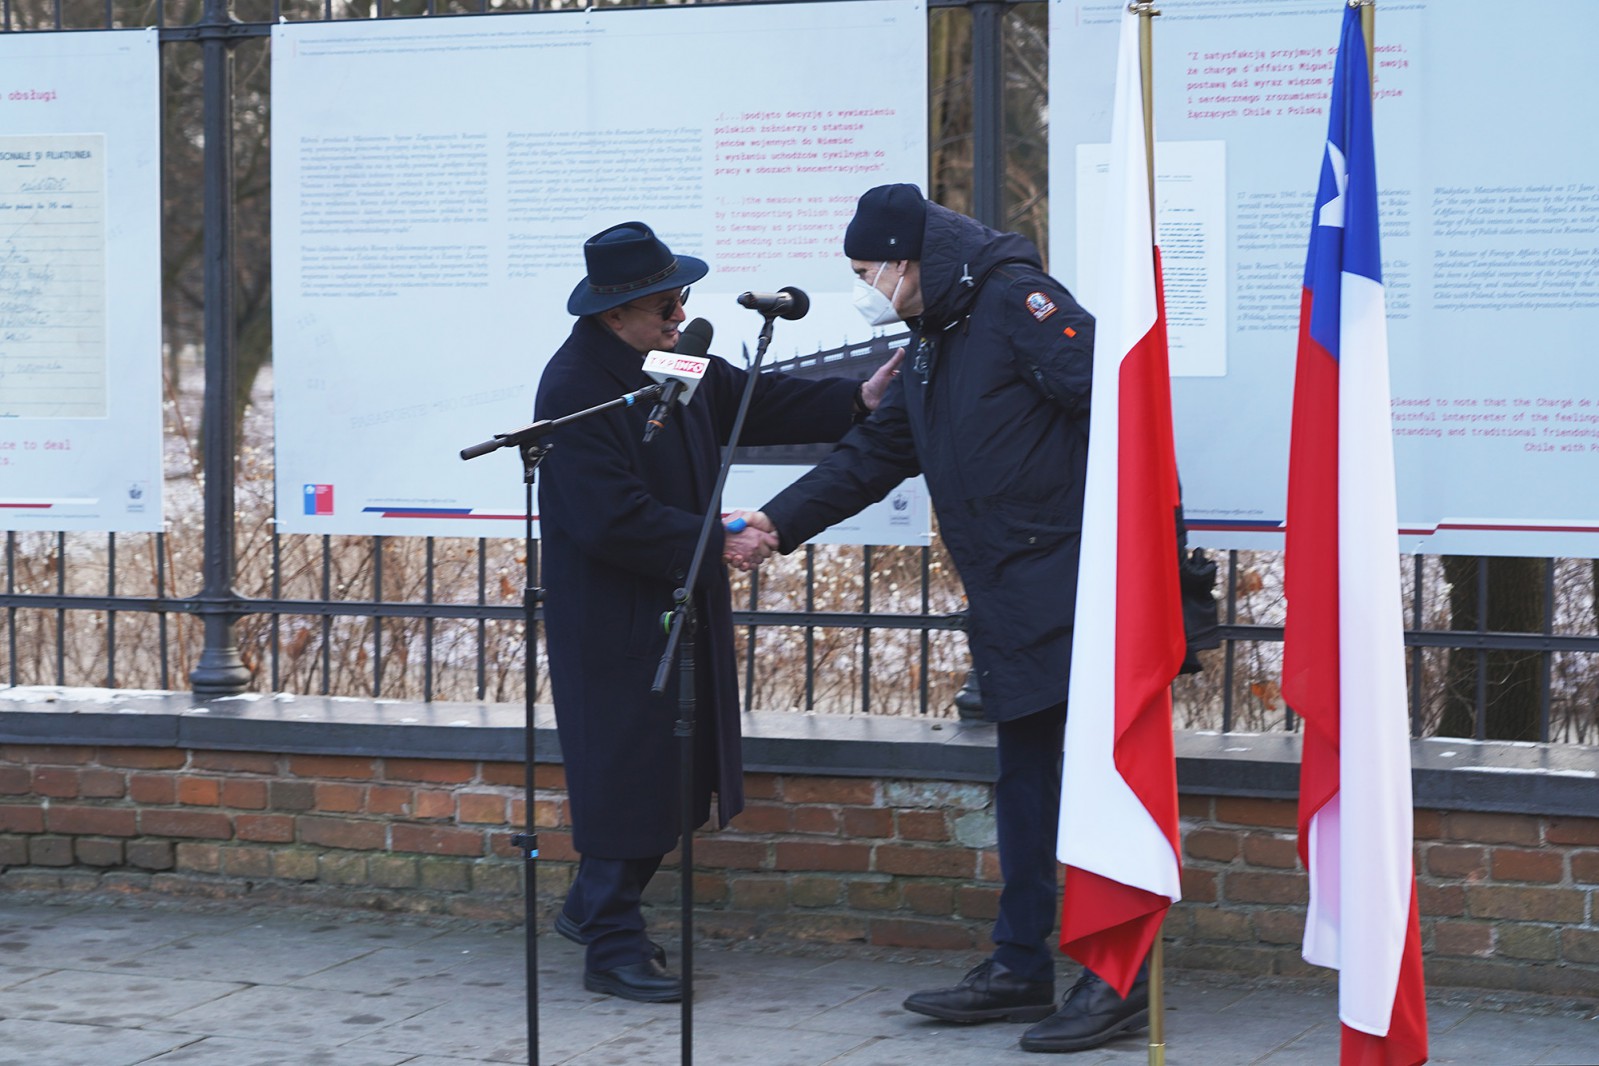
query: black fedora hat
567 221 709 316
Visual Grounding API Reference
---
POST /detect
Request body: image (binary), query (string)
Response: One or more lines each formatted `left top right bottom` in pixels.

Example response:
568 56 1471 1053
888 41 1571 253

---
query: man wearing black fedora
534 221 900 1003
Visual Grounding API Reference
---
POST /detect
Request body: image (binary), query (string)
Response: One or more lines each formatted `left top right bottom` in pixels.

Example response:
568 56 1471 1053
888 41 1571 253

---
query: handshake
721 510 779 572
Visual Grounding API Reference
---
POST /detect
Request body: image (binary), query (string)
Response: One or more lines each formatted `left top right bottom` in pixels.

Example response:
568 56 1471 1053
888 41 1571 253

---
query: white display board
271 3 931 544
0 31 163 532
1052 0 1599 556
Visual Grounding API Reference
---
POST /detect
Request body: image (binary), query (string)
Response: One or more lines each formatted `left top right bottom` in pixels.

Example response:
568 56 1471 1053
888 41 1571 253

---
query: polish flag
1056 6 1185 997
1283 7 1428 1065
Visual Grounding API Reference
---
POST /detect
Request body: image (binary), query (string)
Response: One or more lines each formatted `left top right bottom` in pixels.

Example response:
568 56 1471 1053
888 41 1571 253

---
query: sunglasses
625 287 690 321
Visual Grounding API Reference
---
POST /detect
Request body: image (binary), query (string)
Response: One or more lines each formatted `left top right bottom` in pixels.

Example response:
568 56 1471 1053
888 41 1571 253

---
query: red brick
1546 818 1599 847
791 875 843 908
1444 812 1540 846
842 806 893 838
1213 797 1297 829
1412 809 1444 841
0 767 30 794
694 838 769 870
782 776 876 805
315 783 364 813
0 803 45 833
79 770 126 799
140 809 233 840
32 767 81 798
848 879 900 910
383 759 471 784
1464 884 1585 923
29 836 73 865
871 917 976 951
729 803 791 835
289 755 377 781
366 785 411 816
1432 920 1493 957
729 876 789 910
874 844 976 879
0 836 25 866
74 838 124 867
235 814 294 843
531 765 566 790
1418 882 1466 918
1250 908 1304 945
1242 833 1300 870
1178 795 1212 819
743 773 779 800
458 792 508 825
539 830 577 862
1490 847 1563 884
1184 828 1241 863
130 774 176 805
174 842 221 873
792 806 841 835
1224 871 1308 905
773 841 871 872
480 763 524 787
897 811 949 842
299 816 386 851
6 745 92 764
1179 867 1218 903
220 779 268 810
958 885 1001 920
1561 927 1599 965
413 790 454 819
903 882 955 916
1572 851 1599 884
392 823 485 857
269 781 315 811
532 798 564 829
694 871 730 903
1194 908 1252 941
191 751 278 774
178 777 220 806
97 748 184 769
1425 844 1489 880
979 849 1000 882
223 846 275 879
45 806 137 837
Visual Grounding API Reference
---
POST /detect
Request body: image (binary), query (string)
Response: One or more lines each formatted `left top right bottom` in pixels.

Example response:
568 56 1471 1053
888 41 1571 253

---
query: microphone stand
458 379 667 1066
651 311 780 1066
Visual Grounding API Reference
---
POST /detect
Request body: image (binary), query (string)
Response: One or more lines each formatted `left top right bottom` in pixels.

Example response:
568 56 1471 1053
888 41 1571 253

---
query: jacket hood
916 200 1043 327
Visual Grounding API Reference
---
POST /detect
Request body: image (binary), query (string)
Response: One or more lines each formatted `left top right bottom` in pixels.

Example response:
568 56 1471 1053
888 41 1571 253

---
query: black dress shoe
1019 967 1149 1053
553 912 668 966
583 958 683 1003
902 959 1055 1023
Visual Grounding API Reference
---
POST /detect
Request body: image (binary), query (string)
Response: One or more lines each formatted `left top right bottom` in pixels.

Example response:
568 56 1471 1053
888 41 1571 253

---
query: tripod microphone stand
459 380 669 1066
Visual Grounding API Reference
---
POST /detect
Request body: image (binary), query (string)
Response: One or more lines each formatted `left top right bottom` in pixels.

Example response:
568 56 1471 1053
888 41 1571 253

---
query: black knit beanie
843 183 927 260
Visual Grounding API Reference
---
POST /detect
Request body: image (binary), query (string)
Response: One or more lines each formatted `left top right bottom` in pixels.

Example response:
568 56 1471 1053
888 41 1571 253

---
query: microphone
737 286 810 320
642 317 714 442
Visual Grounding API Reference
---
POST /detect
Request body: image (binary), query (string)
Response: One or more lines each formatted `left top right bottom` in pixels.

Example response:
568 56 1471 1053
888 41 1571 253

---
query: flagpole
1130 6 1169 1063
1352 0 1376 91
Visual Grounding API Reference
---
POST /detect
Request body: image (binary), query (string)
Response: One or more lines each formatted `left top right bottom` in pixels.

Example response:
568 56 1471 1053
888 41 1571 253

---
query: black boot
1019 965 1149 1052
903 959 1055 1023
554 911 667 967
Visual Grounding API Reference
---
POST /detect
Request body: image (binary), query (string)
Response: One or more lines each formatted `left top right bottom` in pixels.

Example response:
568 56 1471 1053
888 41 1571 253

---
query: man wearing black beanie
731 184 1146 1054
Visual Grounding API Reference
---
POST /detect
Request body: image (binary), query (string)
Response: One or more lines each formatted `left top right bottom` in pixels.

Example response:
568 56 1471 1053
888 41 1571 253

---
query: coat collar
571 315 650 389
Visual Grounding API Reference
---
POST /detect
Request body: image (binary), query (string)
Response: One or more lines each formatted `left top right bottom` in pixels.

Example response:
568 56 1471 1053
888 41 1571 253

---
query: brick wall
3 740 1599 996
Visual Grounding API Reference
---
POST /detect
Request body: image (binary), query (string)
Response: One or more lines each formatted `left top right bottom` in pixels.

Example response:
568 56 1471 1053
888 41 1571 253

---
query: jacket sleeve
759 370 921 552
724 364 858 447
998 276 1094 420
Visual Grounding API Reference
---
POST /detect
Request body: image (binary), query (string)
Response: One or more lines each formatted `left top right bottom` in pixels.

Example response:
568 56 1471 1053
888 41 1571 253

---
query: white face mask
852 261 903 326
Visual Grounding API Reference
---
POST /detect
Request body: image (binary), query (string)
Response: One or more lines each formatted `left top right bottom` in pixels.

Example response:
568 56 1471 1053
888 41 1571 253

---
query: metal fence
1 0 1597 743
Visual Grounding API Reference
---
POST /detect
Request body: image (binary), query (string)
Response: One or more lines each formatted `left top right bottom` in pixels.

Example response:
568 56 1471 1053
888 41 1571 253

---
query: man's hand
859 348 906 412
722 511 779 571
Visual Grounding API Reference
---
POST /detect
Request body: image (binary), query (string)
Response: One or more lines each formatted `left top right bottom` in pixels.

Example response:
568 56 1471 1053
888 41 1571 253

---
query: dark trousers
989 699 1068 985
563 853 663 971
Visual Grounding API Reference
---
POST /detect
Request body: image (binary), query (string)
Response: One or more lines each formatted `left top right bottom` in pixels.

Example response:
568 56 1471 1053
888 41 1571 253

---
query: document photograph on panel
272 1 930 543
0 31 163 532
1051 0 1599 557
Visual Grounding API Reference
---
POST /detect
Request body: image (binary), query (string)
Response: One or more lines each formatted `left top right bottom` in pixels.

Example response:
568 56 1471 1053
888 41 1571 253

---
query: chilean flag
1283 7 1429 1065
1056 6 1185 997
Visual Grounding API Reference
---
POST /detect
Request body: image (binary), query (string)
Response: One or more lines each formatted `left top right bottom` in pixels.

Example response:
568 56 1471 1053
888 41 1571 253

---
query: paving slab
0 893 1595 1066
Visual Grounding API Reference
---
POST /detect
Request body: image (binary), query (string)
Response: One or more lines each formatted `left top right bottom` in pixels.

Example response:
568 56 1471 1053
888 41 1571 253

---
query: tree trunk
1438 556 1545 740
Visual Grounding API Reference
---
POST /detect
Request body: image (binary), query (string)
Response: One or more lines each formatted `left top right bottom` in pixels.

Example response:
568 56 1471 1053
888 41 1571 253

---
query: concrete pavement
0 893 1594 1065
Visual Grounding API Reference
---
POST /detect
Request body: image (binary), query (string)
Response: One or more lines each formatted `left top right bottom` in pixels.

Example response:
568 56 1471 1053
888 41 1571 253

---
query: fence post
969 0 1006 228
189 0 251 696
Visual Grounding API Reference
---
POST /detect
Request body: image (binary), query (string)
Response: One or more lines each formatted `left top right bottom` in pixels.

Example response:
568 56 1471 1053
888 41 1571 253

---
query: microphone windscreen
679 317 715 357
777 286 810 321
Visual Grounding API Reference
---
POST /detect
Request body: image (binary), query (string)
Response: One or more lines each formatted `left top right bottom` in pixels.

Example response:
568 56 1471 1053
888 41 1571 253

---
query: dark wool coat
536 315 858 858
763 204 1095 722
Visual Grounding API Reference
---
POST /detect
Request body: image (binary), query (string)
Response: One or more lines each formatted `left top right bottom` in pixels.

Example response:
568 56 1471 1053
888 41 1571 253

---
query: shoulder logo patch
1025 291 1057 322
